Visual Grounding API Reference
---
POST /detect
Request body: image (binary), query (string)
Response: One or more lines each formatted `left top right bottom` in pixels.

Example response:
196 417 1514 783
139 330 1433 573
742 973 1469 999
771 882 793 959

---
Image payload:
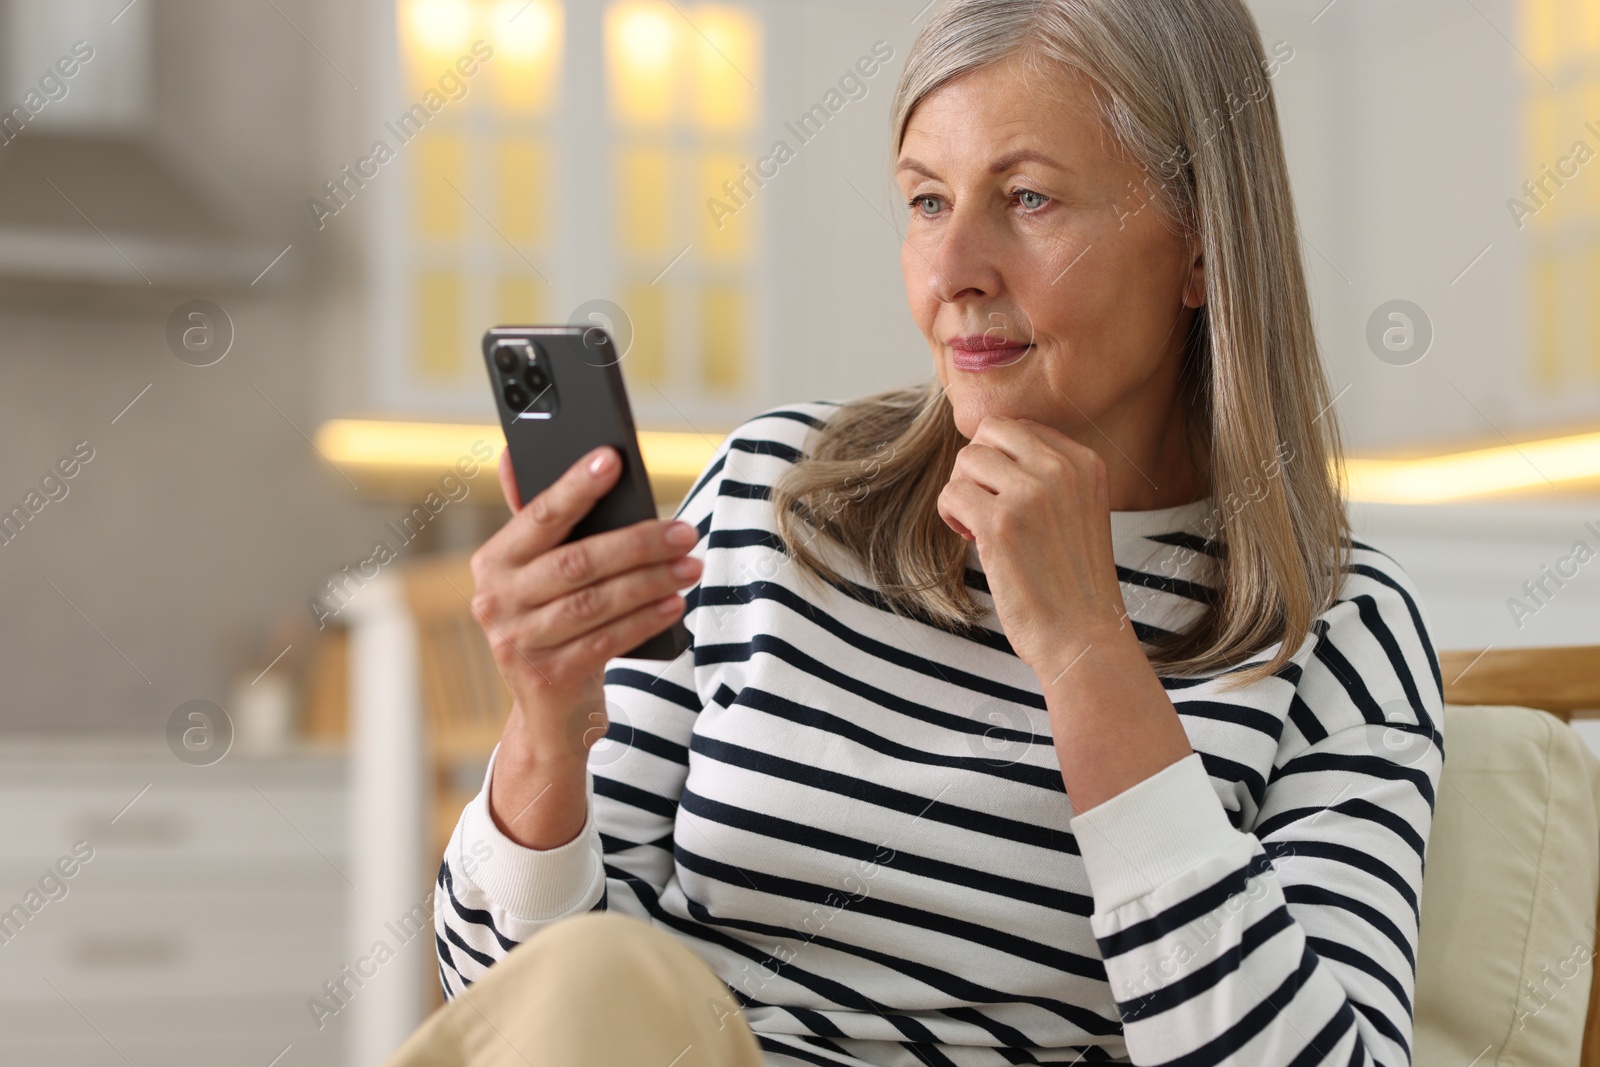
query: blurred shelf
315 417 726 507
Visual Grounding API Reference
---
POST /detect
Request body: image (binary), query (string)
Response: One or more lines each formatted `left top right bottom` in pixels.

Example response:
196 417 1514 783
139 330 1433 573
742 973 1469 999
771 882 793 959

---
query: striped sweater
434 400 1444 1067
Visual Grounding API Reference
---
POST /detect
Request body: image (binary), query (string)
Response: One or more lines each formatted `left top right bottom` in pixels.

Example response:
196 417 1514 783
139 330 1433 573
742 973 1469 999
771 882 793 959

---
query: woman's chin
946 380 1031 438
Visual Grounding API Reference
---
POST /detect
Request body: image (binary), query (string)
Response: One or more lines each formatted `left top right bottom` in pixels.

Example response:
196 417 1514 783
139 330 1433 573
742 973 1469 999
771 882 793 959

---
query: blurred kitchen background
0 0 1597 1063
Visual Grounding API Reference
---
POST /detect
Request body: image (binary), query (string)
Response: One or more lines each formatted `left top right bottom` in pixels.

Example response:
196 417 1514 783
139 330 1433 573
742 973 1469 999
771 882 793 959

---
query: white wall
1353 499 1600 652
757 0 932 410
1254 0 1600 662
1252 0 1598 452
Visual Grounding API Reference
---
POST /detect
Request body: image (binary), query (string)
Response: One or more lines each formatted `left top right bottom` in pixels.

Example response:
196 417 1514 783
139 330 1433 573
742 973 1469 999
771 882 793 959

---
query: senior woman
391 0 1442 1064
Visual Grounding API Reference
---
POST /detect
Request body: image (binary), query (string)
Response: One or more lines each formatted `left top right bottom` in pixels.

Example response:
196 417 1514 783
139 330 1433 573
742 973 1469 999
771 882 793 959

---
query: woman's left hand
938 414 1195 812
936 415 1134 685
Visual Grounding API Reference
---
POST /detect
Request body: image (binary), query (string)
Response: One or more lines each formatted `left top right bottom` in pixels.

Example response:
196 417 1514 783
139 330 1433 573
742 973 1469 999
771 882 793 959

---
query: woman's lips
949 343 1032 371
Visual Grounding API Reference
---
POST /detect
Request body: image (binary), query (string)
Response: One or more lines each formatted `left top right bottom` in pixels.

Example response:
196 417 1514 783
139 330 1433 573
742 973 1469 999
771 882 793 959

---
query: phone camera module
491 338 557 419
492 344 521 374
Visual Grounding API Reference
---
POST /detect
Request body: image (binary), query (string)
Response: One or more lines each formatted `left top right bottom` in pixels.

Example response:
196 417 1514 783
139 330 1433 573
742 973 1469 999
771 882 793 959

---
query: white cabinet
0 740 348 1067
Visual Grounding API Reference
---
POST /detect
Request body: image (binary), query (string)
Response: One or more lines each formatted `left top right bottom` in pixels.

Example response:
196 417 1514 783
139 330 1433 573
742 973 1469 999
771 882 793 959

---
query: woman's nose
924 208 1004 304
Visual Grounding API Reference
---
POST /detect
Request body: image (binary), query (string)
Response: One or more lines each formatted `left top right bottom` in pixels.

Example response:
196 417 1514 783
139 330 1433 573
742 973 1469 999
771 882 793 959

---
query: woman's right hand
469 444 702 848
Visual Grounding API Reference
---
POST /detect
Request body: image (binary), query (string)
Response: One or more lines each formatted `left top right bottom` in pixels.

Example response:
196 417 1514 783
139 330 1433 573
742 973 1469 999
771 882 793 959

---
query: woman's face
896 53 1205 477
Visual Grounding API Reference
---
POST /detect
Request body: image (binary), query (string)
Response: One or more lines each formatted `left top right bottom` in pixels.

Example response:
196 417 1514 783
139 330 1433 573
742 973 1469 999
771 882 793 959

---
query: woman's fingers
505 516 697 609
937 477 986 541
535 592 689 682
517 556 701 652
949 441 1020 495
483 446 623 568
975 413 1072 450
468 446 703 719
497 447 521 512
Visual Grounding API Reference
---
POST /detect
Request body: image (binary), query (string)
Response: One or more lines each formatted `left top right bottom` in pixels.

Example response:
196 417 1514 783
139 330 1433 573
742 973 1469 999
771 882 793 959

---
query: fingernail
588 449 612 475
666 522 696 547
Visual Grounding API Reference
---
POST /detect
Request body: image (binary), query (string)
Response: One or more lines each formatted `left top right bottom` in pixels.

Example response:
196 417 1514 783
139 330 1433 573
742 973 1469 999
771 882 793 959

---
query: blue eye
1015 188 1048 211
908 195 940 216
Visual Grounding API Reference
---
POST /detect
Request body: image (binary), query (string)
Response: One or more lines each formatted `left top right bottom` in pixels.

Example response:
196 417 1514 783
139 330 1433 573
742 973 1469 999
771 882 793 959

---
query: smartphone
481 325 691 661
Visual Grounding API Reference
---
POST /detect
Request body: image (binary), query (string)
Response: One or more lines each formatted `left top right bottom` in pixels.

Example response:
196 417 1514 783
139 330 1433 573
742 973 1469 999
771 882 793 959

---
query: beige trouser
384 911 766 1067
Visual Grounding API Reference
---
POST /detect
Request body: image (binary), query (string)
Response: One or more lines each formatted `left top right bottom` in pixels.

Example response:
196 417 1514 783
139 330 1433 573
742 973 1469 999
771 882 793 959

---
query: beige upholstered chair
1420 647 1600 1067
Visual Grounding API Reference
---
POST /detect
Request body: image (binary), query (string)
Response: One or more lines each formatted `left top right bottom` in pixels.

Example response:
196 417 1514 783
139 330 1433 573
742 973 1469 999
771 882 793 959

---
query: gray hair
778 0 1348 683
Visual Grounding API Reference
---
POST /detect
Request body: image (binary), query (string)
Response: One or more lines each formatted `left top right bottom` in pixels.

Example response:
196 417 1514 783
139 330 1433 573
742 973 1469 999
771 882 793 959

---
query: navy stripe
1096 852 1275 958
1312 627 1388 726
1263 839 1418 920
730 435 805 464
1350 560 1442 702
684 740 1085 890
593 774 681 820
677 451 728 518
1283 884 1415 970
693 579 1033 697
678 785 1097 927
1115 564 1218 605
730 682 1071 798
1269 750 1435 809
1155 943 1326 1067
1172 698 1286 744
1254 797 1427 863
435 932 466 995
610 860 1119 1046
1287 692 1328 745
442 922 496 970
1305 934 1412 1017
755 1033 866 1066
604 665 701 711
600 720 689 767
670 863 1121 1036
1146 530 1225 560
438 859 519 953
689 627 1050 733
1117 905 1296 1022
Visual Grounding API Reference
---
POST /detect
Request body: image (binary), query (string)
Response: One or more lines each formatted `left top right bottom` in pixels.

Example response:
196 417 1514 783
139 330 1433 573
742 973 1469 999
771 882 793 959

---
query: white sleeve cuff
455 742 606 922
1068 751 1242 914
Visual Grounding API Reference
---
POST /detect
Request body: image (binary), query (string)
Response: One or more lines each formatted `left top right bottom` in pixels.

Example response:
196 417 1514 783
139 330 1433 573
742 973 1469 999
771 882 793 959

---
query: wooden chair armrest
1440 646 1600 719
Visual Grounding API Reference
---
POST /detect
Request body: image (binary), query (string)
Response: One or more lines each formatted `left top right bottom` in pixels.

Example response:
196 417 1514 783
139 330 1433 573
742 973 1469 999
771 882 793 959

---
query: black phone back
481 325 691 661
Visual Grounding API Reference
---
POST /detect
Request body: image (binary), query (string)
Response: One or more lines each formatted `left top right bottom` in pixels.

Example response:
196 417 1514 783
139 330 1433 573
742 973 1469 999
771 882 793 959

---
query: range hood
0 133 286 289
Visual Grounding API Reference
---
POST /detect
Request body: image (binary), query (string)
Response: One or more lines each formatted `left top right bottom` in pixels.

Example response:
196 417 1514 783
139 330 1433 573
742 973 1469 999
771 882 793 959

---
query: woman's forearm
1041 627 1194 815
487 702 591 850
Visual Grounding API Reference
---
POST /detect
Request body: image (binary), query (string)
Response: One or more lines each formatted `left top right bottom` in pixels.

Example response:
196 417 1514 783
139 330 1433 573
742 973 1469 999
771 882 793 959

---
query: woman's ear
1182 236 1206 309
